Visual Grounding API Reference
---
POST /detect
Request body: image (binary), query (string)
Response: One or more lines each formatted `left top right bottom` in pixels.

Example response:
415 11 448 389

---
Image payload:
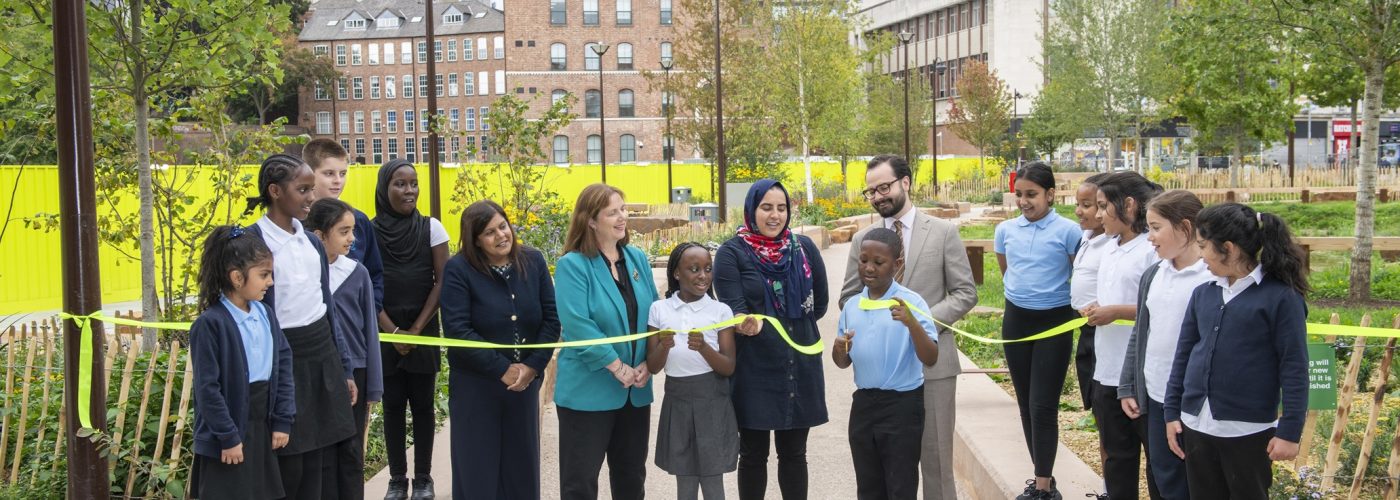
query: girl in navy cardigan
1163 203 1310 499
190 225 295 500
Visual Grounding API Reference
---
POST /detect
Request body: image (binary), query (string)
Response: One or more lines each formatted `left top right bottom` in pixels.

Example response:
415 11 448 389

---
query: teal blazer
553 245 659 411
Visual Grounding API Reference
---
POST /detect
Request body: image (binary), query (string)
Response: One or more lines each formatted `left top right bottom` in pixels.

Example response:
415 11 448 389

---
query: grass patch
1251 201 1400 237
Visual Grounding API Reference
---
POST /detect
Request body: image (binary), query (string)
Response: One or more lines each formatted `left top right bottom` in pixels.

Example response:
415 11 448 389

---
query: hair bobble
1256 211 1264 225
228 225 245 239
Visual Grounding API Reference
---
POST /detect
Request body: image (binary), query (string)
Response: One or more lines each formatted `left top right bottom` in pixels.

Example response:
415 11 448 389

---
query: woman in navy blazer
553 184 660 500
440 200 560 500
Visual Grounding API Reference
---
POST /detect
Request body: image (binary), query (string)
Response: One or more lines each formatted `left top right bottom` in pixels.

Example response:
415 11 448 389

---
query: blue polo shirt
837 282 938 392
994 211 1082 310
221 296 274 383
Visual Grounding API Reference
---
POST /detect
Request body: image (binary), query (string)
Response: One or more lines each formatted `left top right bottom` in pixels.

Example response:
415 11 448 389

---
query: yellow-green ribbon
857 298 1131 344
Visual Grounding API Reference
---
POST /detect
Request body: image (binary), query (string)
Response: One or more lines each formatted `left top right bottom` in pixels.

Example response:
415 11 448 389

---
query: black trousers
557 404 650 500
450 368 542 500
384 370 437 477
738 427 810 500
322 368 367 500
1074 325 1097 410
849 388 923 500
1003 301 1076 478
278 446 324 500
1091 381 1160 499
1182 426 1274 500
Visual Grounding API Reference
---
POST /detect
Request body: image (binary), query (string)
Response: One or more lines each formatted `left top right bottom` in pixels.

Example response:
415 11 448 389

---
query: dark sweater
348 208 386 312
1162 278 1309 442
191 300 296 458
440 247 560 377
247 223 355 379
331 261 385 402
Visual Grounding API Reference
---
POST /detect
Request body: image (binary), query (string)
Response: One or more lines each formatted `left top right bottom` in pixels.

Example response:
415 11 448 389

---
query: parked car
1197 156 1230 169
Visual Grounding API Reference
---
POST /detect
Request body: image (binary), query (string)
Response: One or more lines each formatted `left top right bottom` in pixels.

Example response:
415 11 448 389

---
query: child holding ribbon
834 228 939 500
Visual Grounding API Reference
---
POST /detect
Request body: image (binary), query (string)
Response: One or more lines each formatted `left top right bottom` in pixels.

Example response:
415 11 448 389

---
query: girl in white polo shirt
1117 190 1212 500
1083 172 1162 499
1071 173 1112 415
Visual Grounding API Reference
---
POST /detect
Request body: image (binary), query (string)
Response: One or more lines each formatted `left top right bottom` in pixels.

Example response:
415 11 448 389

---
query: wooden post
29 330 57 485
0 328 15 469
11 328 39 482
144 341 181 498
1296 313 1341 471
1322 314 1372 491
124 341 160 499
110 336 141 472
1349 336 1396 499
1226 190 1237 202
1302 244 1312 271
967 246 985 285
166 353 195 466
1302 189 1311 203
1381 188 1390 203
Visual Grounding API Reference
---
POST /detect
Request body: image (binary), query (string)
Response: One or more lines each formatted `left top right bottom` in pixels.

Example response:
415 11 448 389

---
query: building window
351 44 363 65
447 40 457 62
661 0 672 25
405 137 416 162
664 135 674 160
315 82 329 101
434 41 443 62
552 89 568 110
384 42 396 64
370 76 381 99
444 10 464 24
550 0 566 25
585 90 601 118
387 110 398 132
551 43 567 70
477 37 488 60
553 135 569 163
616 43 633 70
495 71 505 95
419 75 428 97
618 90 634 117
660 42 672 63
354 111 365 133
465 108 476 130
386 76 396 98
494 36 504 59
448 73 459 96
405 110 415 133
479 71 489 95
417 41 427 63
372 111 382 133
585 43 601 70
339 111 350 134
620 134 635 162
401 42 412 64
337 77 348 100
378 14 400 29
450 108 460 129
662 91 673 115
345 17 366 30
388 138 399 159
421 108 429 132
480 107 490 130
463 39 474 60
373 138 383 164
341 138 351 153
368 43 379 65
352 77 364 99
587 135 601 163
355 138 365 156
464 73 475 95
314 45 330 58
435 74 445 97
617 0 631 25
316 112 332 134
335 44 347 66
466 136 477 157
583 0 598 25
402 74 413 98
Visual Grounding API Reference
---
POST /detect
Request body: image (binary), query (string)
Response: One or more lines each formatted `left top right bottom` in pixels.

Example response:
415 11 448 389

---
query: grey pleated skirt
655 372 740 476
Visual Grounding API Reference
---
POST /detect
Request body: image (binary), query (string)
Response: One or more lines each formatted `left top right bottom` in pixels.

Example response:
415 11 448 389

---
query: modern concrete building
298 0 507 165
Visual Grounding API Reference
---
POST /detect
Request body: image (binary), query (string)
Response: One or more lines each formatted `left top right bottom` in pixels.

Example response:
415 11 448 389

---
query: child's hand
835 329 855 354
633 363 651 386
393 343 414 355
890 298 915 325
1267 437 1300 461
1120 398 1141 419
271 432 290 450
687 331 709 351
221 444 245 465
737 316 762 336
1080 302 1099 319
347 379 358 406
657 330 676 350
1166 421 1186 459
1085 305 1115 326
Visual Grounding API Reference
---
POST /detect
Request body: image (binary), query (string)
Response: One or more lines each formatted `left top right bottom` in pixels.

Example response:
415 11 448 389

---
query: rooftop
299 0 504 42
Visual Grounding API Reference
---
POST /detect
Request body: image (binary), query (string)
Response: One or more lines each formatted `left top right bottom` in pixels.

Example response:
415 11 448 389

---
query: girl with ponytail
1162 202 1310 499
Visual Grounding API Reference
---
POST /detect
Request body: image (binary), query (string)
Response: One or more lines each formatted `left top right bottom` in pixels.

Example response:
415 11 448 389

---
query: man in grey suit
840 154 978 500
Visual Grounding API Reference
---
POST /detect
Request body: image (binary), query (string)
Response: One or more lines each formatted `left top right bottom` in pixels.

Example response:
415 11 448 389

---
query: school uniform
649 293 740 500
323 256 384 500
994 211 1082 479
347 207 386 311
1071 231 1112 410
554 243 659 500
190 298 295 500
1164 266 1309 500
838 282 938 500
249 217 358 500
1119 259 1213 499
441 247 560 500
1089 232 1161 499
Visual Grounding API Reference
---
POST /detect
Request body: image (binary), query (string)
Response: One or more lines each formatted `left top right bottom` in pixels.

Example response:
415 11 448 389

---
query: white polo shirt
256 216 327 329
1092 234 1159 386
1182 265 1278 437
1142 258 1213 402
647 293 734 377
1070 231 1113 311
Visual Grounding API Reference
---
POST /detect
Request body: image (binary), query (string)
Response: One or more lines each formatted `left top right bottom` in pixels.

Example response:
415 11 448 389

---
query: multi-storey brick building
299 0 507 165
505 0 681 164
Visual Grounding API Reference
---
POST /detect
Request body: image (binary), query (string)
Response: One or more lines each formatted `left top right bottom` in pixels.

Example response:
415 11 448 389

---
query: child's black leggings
1002 301 1077 478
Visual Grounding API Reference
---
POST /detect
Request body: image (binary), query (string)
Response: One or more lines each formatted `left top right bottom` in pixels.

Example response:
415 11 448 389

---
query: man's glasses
861 179 902 200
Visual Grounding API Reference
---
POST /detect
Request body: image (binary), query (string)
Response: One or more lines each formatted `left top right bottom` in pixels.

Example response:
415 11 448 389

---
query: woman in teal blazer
554 184 660 500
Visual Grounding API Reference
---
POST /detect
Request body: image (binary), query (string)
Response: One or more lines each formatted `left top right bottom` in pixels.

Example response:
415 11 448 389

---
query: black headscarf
372 159 429 264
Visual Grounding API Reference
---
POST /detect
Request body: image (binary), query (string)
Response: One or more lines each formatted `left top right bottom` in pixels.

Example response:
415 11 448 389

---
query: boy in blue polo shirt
834 227 940 500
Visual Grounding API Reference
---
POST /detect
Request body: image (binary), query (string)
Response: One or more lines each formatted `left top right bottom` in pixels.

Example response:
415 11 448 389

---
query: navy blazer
1162 278 1309 442
247 223 354 379
191 300 296 458
440 247 560 377
348 208 386 312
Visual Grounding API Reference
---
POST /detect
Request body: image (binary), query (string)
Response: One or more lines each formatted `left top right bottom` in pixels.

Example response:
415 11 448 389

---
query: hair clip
1256 212 1263 225
229 225 245 239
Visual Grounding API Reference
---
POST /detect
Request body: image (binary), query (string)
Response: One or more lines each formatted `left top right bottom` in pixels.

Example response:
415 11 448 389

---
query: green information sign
1307 343 1338 411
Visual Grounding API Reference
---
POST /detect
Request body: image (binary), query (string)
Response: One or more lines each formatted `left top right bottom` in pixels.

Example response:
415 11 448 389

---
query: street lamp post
425 0 441 219
592 42 611 183
1012 89 1023 167
898 31 914 162
932 59 946 194
713 0 727 221
661 57 675 200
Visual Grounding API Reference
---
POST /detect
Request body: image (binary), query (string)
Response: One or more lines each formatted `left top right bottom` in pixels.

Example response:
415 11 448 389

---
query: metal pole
714 0 727 221
54 0 108 495
933 60 945 195
593 42 610 184
425 0 441 219
664 63 674 199
902 37 911 162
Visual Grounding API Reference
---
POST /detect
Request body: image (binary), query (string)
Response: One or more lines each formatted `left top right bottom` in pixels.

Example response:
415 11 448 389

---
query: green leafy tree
1023 58 1098 165
859 70 931 163
946 60 1012 173
453 93 576 219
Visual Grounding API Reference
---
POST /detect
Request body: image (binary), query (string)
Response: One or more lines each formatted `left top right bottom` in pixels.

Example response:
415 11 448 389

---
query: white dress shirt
1182 265 1278 437
256 216 327 329
1071 231 1113 311
883 206 917 257
1142 258 1214 402
647 293 734 377
1092 234 1159 386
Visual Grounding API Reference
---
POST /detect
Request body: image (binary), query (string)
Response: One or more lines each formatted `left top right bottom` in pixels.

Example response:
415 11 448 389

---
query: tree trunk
132 0 159 350
1350 63 1383 301
797 40 813 203
1231 135 1243 189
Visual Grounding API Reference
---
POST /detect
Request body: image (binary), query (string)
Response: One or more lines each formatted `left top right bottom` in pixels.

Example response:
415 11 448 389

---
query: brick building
298 0 507 165
505 0 681 164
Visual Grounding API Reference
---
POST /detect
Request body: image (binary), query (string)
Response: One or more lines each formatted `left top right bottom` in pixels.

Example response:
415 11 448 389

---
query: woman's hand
1166 420 1186 459
347 379 358 406
271 432 289 450
1267 437 1300 461
500 364 521 388
736 316 762 336
1120 398 1140 419
633 363 651 386
221 444 244 465
609 361 636 388
509 364 538 392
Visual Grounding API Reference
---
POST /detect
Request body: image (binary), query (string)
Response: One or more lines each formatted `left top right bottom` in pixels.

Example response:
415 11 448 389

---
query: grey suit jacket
840 210 979 380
